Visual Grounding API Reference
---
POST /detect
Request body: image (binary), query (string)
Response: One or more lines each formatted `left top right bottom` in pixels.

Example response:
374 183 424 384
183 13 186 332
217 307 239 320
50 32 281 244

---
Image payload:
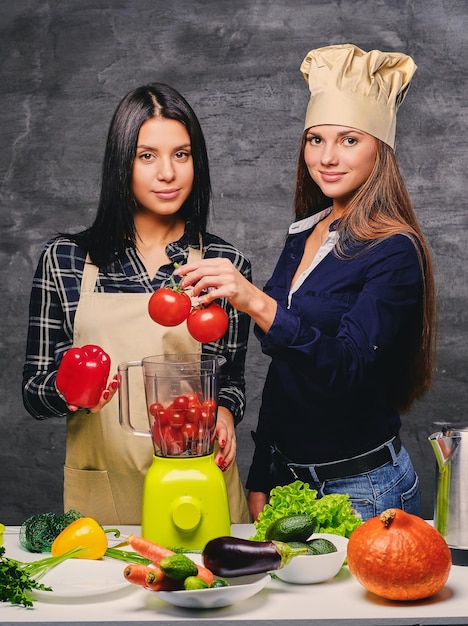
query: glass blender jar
118 353 231 549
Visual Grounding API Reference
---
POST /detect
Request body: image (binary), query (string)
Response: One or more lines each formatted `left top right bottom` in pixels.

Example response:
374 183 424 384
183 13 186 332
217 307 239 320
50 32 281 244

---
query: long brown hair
294 133 436 412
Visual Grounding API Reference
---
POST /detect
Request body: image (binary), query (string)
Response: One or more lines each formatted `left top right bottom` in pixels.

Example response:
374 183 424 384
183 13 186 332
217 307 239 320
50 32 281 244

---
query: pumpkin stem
380 508 396 527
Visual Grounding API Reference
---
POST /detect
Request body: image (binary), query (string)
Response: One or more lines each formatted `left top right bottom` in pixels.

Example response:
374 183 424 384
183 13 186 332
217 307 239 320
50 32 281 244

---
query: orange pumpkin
347 508 451 601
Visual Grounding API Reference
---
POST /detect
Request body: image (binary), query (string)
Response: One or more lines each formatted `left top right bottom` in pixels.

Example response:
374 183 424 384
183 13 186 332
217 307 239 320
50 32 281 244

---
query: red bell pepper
56 344 111 408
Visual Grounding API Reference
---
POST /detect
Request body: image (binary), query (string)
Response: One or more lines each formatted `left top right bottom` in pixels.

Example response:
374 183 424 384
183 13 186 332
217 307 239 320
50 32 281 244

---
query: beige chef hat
300 44 417 148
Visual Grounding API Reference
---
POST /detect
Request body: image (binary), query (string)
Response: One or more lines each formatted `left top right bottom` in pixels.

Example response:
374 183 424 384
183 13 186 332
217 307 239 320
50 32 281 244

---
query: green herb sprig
104 547 151 565
0 545 84 607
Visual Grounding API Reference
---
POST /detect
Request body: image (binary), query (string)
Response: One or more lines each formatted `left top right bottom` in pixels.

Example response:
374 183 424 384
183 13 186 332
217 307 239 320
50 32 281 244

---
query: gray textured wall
1 0 467 524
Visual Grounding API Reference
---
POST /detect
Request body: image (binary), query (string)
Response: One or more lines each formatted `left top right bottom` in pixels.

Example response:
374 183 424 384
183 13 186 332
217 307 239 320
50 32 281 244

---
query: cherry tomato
165 427 184 455
169 408 185 429
169 427 185 454
186 392 201 406
151 422 163 447
196 425 215 454
201 399 217 427
186 303 229 343
154 425 183 455
186 405 202 425
149 403 170 426
148 287 191 327
149 402 164 417
202 399 217 414
173 395 190 411
181 422 197 439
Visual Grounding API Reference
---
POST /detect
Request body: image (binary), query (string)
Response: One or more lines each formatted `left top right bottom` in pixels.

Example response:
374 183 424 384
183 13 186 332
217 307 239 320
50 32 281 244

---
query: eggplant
202 536 309 577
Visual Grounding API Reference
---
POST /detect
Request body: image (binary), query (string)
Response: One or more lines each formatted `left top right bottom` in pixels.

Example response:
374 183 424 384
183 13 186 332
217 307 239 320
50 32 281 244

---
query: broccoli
19 510 84 553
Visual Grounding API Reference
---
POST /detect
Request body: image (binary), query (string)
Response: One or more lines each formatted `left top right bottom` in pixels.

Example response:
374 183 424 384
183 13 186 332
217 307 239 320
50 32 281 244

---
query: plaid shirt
23 231 252 424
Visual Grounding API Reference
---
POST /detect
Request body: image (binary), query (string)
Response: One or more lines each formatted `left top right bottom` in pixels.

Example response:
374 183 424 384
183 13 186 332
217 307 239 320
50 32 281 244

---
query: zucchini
264 514 317 543
202 536 309 577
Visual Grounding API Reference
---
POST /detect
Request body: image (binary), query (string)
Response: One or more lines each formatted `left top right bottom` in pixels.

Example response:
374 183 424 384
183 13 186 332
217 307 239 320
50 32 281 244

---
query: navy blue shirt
246 211 424 493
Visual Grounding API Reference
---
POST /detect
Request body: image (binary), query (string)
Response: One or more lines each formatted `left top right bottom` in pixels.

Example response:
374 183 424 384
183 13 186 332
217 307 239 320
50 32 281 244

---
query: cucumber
210 578 230 588
287 540 317 554
159 554 198 581
265 515 317 543
184 576 209 590
307 537 337 554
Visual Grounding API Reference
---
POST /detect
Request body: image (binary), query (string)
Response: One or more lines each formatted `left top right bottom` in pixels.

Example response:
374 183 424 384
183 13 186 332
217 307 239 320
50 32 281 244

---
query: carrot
127 534 175 564
145 569 181 591
145 567 164 586
123 563 154 587
195 563 215 586
127 534 214 585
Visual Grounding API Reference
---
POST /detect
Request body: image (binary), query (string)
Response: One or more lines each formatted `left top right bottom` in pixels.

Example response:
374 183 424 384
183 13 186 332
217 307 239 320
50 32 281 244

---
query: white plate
32 558 131 600
151 573 271 609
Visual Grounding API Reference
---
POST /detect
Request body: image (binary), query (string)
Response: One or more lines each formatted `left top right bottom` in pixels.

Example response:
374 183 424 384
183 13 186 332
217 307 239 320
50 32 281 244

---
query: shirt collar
288 207 334 235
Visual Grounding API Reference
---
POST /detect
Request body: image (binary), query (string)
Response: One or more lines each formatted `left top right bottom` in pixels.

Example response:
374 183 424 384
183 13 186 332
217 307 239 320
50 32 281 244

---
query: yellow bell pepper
51 517 109 560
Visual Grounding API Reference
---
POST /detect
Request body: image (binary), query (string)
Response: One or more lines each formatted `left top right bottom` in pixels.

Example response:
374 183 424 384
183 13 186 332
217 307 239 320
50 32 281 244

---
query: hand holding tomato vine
147 266 229 343
174 258 277 334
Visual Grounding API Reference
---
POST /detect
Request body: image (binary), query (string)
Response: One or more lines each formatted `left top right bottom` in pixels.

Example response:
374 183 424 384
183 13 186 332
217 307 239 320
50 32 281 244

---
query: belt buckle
287 463 316 483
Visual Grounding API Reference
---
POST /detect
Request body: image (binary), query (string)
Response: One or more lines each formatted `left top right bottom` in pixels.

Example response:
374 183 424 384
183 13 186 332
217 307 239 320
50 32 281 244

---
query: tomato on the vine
148 287 191 327
186 303 229 343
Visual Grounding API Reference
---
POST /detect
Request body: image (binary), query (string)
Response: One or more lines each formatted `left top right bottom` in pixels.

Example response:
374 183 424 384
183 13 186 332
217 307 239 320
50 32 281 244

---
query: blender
118 353 231 550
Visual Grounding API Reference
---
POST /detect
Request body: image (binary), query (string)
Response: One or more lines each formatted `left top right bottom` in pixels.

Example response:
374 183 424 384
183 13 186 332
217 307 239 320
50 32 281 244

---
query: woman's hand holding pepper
67 374 119 414
174 258 277 334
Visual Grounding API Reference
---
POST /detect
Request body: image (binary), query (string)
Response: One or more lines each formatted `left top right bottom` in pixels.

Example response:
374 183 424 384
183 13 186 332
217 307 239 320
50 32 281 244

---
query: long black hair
68 83 211 267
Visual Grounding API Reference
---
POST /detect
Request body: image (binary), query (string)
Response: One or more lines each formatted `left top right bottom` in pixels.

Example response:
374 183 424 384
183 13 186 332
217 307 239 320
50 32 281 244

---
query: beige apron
64 248 250 524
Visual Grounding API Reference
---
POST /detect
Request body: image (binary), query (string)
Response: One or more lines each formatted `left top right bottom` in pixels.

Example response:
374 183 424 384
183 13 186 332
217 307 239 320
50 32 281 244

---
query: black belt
279 435 401 483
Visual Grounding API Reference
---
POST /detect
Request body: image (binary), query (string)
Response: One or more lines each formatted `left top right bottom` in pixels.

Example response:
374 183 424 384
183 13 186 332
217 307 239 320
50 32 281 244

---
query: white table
2 524 468 625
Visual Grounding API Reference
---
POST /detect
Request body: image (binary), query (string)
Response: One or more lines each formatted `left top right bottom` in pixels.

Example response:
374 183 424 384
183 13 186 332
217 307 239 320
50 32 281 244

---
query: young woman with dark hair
22 83 252 524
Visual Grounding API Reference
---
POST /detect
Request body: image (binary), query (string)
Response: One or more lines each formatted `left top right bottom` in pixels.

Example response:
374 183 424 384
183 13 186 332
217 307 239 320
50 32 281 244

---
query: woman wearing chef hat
177 44 436 522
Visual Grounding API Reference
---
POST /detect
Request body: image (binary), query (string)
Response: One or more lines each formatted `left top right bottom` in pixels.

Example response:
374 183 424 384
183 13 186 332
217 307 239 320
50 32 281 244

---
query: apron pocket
64 466 119 525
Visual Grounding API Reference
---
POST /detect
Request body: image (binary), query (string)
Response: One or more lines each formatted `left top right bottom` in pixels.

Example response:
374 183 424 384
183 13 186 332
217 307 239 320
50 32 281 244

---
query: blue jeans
270 444 421 522
308 446 421 521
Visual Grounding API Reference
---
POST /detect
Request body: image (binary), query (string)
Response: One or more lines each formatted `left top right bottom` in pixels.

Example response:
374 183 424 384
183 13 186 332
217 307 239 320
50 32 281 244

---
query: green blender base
141 454 231 550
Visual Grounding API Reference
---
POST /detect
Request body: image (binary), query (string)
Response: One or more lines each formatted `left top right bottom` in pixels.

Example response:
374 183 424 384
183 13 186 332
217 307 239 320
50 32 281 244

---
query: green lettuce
251 480 362 540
